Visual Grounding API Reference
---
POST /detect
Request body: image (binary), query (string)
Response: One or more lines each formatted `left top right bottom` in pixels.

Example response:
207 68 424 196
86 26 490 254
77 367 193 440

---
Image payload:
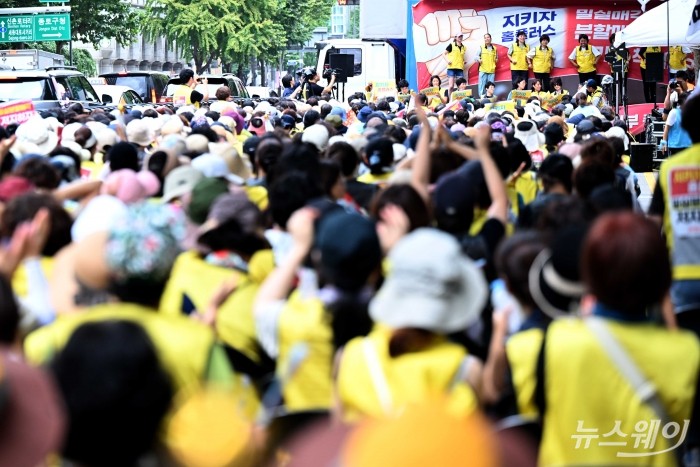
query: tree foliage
142 0 334 72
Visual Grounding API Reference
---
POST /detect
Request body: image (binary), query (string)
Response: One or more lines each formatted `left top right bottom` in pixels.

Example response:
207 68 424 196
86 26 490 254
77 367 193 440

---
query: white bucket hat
369 228 488 333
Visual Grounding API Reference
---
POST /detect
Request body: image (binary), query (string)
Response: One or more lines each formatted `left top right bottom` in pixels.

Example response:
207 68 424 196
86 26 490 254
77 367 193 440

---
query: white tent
687 0 700 43
614 0 699 47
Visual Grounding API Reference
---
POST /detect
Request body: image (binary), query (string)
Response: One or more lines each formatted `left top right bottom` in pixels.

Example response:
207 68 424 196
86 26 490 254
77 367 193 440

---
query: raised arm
409 105 433 203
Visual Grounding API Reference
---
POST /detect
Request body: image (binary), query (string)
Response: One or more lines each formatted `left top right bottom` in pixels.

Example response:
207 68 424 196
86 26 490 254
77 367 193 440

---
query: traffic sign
0 14 71 43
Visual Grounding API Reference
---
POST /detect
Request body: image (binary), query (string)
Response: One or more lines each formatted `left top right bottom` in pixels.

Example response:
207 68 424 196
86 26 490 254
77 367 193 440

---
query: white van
315 39 403 102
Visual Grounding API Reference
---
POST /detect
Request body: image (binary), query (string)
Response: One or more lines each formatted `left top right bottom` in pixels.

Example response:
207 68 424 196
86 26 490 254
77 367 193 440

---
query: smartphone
491 131 503 142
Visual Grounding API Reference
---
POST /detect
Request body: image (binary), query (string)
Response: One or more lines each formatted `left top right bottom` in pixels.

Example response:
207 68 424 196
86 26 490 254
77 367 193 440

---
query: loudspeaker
329 54 355 83
630 143 655 172
644 53 664 82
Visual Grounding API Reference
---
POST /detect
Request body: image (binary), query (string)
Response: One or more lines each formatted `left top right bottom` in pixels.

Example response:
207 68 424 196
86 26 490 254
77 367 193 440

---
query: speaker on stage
644 53 664 82
630 143 655 172
329 54 355 83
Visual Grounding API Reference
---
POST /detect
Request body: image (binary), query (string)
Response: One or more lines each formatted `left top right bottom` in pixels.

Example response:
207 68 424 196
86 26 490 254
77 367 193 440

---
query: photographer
296 67 336 101
172 69 208 108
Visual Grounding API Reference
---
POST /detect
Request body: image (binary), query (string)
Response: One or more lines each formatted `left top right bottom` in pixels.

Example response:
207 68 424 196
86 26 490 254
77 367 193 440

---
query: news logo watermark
572 419 689 457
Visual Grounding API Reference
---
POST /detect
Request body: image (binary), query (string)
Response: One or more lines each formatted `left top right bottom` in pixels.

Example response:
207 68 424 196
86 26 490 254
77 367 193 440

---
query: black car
99 71 170 104
0 66 107 111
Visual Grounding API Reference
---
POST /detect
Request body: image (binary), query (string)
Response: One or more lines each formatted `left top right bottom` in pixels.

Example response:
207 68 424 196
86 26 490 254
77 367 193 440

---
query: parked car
162 74 250 104
92 84 145 106
98 71 169 104
0 66 106 110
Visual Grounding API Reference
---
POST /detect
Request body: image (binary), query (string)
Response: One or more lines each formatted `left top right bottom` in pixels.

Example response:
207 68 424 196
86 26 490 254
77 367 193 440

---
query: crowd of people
0 63 699 466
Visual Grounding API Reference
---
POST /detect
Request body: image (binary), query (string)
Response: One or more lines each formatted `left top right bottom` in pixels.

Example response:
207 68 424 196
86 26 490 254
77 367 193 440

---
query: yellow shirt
337 327 478 423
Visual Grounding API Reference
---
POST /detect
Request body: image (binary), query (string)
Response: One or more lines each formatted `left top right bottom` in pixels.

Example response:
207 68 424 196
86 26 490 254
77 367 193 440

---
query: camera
323 68 341 80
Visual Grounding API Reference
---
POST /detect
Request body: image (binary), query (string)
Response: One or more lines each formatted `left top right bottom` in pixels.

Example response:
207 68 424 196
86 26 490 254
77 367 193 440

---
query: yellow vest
12 257 53 299
658 145 700 280
357 171 393 187
507 171 539 217
216 250 275 365
669 46 687 71
447 43 466 70
532 46 553 73
640 47 661 70
538 318 699 466
506 327 545 420
243 185 268 211
277 291 334 411
24 303 222 397
337 327 478 423
510 43 530 71
173 84 194 106
159 250 244 317
587 86 605 109
479 45 497 74
575 46 597 73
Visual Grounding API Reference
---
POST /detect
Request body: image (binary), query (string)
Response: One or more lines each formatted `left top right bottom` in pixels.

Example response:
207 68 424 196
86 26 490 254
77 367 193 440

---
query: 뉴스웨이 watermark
572 419 689 457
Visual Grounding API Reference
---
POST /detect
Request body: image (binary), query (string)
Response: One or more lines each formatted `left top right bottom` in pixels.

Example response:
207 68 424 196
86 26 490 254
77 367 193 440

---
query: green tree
143 0 285 73
347 6 360 39
0 0 139 53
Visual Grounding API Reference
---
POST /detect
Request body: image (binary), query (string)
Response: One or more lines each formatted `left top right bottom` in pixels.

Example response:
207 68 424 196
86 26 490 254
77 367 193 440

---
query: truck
314 0 407 100
0 49 65 71
315 39 406 101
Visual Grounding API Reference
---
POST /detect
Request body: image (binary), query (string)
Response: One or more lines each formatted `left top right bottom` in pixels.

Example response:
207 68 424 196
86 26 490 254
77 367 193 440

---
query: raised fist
413 9 489 80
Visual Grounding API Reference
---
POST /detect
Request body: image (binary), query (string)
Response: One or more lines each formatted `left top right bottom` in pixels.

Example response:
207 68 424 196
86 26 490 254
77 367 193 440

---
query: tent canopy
614 0 699 47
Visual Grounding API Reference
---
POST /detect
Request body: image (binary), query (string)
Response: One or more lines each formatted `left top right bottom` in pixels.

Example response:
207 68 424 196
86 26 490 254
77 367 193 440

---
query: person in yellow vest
584 79 606 110
527 33 555 91
172 69 209 108
520 213 700 466
24 203 250 406
508 30 530 89
650 95 700 326
335 228 487 422
668 45 692 81
568 34 601 86
254 207 382 414
476 33 498 97
640 46 662 103
442 34 468 95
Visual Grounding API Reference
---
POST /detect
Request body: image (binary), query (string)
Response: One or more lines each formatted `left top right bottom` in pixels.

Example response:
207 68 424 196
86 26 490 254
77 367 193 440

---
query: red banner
0 100 35 127
412 1 680 90
625 103 655 135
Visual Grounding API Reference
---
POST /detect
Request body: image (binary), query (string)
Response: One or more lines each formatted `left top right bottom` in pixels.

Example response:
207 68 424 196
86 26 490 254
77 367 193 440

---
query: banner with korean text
411 1 662 90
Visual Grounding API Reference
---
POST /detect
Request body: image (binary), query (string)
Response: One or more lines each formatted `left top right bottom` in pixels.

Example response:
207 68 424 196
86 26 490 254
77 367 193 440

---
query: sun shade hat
14 116 58 155
370 228 488 333
528 225 587 318
514 119 544 152
161 165 205 203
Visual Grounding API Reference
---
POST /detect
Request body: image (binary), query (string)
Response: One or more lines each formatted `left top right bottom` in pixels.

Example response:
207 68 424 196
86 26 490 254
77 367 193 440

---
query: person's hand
286 207 319 252
24 208 50 258
376 204 410 254
492 305 512 336
0 135 16 168
0 221 31 279
507 161 527 185
473 122 491 149
193 276 239 328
